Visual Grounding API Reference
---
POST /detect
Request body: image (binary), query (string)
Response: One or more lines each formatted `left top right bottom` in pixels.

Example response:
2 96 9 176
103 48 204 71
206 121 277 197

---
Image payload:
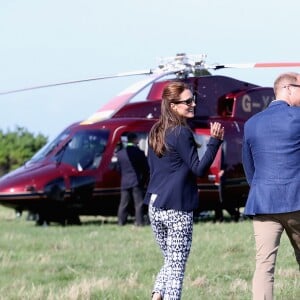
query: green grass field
0 206 299 300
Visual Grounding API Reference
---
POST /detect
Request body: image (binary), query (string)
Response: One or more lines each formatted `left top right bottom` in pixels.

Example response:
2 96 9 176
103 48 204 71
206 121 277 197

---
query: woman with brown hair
144 81 224 300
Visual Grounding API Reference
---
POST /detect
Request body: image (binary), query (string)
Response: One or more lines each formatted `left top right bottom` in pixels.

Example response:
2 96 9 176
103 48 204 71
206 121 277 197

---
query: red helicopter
0 53 299 225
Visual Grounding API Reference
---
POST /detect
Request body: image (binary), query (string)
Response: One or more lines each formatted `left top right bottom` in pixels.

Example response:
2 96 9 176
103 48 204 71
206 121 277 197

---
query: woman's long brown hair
148 81 190 156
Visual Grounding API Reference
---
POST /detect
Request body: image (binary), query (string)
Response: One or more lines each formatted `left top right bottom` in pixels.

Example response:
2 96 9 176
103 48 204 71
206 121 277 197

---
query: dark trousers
118 186 144 225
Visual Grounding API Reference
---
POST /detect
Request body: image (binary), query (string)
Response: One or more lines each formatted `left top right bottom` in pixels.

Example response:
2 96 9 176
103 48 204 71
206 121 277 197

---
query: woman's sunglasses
172 96 196 106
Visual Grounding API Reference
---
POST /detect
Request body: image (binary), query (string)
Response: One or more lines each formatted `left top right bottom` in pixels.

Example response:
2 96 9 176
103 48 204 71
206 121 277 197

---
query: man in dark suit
242 72 300 300
116 132 149 226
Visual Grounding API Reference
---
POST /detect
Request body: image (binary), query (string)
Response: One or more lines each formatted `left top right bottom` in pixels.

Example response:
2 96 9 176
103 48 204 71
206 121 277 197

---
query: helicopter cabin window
58 130 109 171
193 133 210 160
110 131 148 168
218 97 234 117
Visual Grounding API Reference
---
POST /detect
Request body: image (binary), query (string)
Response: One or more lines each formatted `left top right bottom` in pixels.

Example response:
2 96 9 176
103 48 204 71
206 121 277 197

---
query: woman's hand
210 122 224 140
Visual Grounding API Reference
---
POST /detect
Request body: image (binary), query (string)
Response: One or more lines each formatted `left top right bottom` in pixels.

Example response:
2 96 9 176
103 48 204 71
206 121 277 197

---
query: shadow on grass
13 209 249 227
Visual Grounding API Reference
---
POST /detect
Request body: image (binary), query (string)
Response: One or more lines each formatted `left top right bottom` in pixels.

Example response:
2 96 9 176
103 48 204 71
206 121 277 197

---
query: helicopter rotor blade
211 62 300 70
3 53 300 96
81 69 179 124
0 69 153 96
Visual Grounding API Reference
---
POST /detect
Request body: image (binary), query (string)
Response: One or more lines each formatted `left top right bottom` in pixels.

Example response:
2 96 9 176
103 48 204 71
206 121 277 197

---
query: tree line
0 127 48 176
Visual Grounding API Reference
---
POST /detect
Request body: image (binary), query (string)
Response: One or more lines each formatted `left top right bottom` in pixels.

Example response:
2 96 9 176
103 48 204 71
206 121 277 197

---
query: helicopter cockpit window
58 130 109 171
28 131 70 164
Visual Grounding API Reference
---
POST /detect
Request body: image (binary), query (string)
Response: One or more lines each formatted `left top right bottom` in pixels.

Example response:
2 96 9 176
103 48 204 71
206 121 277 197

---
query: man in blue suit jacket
242 72 300 300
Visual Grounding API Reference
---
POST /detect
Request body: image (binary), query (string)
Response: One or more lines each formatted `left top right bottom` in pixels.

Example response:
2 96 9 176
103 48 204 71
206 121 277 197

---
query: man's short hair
127 132 137 142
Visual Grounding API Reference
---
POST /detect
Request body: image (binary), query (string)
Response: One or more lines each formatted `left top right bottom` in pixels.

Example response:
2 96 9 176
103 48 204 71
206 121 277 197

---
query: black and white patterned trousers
149 200 193 300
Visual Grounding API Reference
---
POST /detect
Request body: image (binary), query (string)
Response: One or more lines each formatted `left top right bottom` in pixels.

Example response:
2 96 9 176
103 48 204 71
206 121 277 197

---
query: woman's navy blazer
144 126 222 212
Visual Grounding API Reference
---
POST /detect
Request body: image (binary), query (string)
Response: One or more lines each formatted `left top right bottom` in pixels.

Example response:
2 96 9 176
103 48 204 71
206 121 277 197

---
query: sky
1 0 300 141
